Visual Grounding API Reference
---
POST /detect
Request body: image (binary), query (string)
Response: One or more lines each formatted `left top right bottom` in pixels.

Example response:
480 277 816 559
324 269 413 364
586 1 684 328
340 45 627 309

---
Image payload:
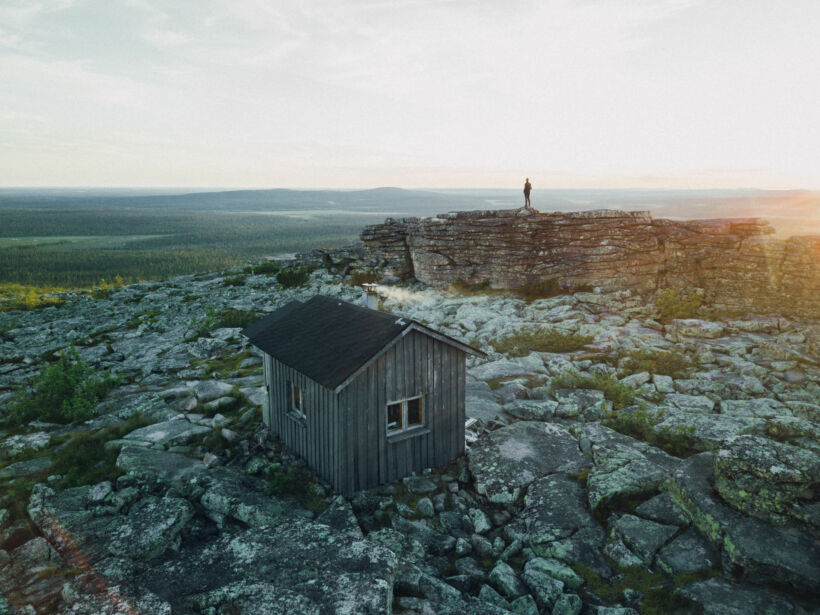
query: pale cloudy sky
1 0 819 189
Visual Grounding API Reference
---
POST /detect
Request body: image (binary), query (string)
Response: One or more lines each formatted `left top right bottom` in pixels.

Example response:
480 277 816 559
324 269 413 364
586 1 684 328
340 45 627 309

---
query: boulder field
0 212 819 614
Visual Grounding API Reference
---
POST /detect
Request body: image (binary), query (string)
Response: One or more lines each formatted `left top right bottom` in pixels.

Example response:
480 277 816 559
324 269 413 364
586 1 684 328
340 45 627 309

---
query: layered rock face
361 209 820 317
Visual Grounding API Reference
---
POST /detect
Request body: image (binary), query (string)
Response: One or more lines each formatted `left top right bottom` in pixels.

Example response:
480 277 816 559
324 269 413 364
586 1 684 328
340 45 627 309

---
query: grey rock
123 418 210 448
668 452 820 593
553 388 612 420
488 560 528 600
0 432 49 460
656 527 719 574
510 594 539 615
116 445 205 488
416 497 435 518
468 422 590 503
603 538 644 568
193 379 234 402
315 495 362 539
469 508 493 534
675 577 796 615
611 514 678 564
551 593 583 615
504 399 558 421
0 456 51 480
108 496 193 561
634 492 689 526
521 558 565 608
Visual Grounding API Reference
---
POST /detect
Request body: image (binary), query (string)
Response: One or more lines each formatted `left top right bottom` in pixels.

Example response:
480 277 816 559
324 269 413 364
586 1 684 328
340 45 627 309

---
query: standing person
523 178 532 209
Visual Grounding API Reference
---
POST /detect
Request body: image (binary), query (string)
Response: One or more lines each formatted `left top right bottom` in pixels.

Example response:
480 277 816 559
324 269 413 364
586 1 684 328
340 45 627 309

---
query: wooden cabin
242 294 484 496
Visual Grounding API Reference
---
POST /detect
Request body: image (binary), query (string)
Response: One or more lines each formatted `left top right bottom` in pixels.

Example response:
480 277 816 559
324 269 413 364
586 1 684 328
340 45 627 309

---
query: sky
1 0 819 189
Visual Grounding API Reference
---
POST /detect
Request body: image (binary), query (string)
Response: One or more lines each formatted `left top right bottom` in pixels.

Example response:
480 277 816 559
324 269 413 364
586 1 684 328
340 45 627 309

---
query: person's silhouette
523 178 532 209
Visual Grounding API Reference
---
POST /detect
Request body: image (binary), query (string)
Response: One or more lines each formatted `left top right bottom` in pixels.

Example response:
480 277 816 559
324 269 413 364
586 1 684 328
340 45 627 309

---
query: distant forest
1 187 815 292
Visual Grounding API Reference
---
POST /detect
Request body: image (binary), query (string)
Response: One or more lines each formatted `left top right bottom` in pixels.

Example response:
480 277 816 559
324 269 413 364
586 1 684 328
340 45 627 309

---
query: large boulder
123 418 210 449
675 577 798 615
712 435 819 532
468 422 590 504
108 496 194 561
668 452 820 593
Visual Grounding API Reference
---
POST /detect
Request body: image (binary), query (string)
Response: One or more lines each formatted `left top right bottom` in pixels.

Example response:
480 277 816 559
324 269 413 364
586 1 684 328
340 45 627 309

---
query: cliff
361 208 820 317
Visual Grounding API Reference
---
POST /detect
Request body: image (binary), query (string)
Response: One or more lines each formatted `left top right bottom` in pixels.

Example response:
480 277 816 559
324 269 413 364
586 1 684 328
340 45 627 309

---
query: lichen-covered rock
712 435 820 531
108 496 193 561
521 558 565 609
668 452 820 593
115 445 206 488
504 399 558 421
553 389 612 421
656 527 719 574
138 517 398 614
507 474 608 575
609 514 678 565
578 424 680 511
122 418 210 448
488 561 527 600
668 319 726 339
200 468 309 527
0 432 49 460
468 422 590 503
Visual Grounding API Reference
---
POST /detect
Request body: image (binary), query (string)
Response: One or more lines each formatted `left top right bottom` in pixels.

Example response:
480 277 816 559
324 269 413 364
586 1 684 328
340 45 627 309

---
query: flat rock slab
113 392 178 421
108 496 193 561
656 527 719 574
578 424 680 511
668 319 726 339
116 445 206 489
610 514 678 565
123 418 210 448
669 452 820 593
200 468 309 527
675 577 798 615
468 422 590 503
0 456 51 480
653 411 765 451
138 517 397 614
508 474 608 575
0 432 49 461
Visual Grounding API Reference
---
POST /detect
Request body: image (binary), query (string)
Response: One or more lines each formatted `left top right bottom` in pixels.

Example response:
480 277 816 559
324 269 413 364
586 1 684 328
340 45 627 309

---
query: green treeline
0 207 369 288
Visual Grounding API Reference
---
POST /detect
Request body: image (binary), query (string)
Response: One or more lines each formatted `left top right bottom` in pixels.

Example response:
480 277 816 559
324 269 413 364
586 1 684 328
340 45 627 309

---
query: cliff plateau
361 208 820 317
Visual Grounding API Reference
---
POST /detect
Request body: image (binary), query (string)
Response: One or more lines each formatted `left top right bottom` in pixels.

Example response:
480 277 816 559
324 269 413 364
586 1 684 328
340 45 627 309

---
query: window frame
386 394 424 437
287 380 306 421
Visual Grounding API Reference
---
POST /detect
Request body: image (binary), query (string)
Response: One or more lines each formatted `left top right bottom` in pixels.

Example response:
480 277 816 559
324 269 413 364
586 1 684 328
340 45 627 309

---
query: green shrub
276 267 311 288
266 467 328 515
494 328 593 356
619 349 696 379
222 274 247 287
189 307 259 339
249 261 280 275
9 347 120 425
655 288 703 323
515 278 563 301
91 275 125 299
550 370 635 410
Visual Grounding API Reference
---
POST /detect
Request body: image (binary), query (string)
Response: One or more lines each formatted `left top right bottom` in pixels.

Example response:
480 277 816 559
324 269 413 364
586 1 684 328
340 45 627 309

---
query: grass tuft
550 370 635 410
655 288 703 323
494 328 593 356
618 349 696 379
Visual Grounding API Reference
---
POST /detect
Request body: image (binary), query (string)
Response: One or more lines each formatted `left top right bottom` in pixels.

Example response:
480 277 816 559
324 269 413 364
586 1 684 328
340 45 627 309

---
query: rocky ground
0 257 818 614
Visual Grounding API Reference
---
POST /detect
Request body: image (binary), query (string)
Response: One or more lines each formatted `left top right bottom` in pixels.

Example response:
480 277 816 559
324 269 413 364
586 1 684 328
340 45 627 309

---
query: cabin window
288 381 305 418
387 396 424 435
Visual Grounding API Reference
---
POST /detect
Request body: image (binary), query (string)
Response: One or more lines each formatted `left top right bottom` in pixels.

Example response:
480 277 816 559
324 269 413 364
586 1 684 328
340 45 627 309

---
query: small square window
387 402 403 432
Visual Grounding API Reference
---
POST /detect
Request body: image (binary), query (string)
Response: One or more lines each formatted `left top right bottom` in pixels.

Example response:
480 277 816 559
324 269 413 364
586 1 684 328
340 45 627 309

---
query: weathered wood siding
265 354 338 488
336 330 466 495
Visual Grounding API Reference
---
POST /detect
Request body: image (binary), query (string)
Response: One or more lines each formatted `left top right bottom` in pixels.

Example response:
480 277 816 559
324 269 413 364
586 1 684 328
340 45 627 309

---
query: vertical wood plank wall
336 330 466 495
265 354 337 488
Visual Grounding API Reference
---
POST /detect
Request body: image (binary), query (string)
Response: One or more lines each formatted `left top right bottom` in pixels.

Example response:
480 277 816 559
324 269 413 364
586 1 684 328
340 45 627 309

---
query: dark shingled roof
242 294 479 391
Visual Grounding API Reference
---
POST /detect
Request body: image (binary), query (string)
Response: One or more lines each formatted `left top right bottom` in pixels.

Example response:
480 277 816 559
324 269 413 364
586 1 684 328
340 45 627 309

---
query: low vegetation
0 283 65 313
347 269 381 286
8 347 120 425
572 562 716 615
494 328 593 356
550 370 635 410
91 275 126 299
266 465 328 515
603 406 699 457
188 307 259 340
276 266 312 288
655 288 704 323
53 414 154 488
618 348 696 379
246 260 280 276
222 274 247 287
